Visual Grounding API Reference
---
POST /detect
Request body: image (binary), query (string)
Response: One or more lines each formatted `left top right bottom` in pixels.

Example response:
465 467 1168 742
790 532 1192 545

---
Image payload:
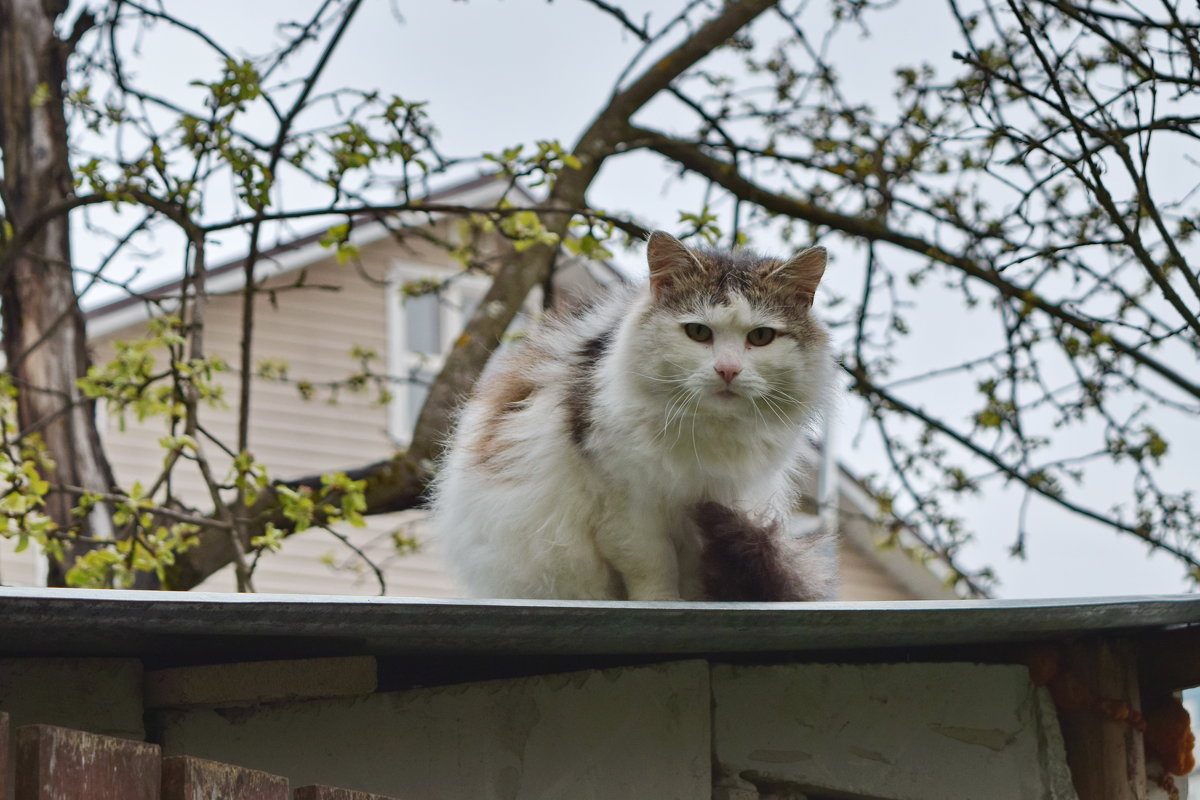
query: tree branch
625 124 1200 402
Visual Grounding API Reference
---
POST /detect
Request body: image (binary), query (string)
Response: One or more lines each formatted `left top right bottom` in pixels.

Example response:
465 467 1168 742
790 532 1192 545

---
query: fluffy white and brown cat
430 231 836 601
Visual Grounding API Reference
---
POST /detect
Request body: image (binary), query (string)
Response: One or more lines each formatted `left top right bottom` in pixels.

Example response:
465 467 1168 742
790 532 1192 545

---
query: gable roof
85 173 625 339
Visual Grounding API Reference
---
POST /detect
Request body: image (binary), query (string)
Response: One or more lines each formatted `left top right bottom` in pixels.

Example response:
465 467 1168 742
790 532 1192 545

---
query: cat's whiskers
629 369 689 385
657 383 702 444
670 388 702 450
755 392 792 427
655 387 692 443
765 386 813 416
764 383 801 403
748 394 767 436
689 388 706 467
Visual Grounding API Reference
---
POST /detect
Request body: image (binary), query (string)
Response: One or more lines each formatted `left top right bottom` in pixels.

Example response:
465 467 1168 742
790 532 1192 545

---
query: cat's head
628 231 831 425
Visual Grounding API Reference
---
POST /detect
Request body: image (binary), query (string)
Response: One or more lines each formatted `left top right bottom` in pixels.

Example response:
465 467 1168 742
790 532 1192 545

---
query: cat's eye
747 327 776 346
683 322 713 343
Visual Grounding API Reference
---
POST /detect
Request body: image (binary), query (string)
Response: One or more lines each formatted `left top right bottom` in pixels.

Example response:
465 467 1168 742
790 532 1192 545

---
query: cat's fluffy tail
693 501 837 601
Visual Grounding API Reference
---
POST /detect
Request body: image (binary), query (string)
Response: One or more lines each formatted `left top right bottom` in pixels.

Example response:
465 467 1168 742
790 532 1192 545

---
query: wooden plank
1138 625 1200 694
162 755 288 800
1053 640 1147 800
1 711 9 800
293 787 399 800
15 724 160 800
146 657 377 710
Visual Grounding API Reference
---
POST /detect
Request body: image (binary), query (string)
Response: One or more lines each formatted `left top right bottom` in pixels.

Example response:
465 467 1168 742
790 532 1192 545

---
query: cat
429 231 837 601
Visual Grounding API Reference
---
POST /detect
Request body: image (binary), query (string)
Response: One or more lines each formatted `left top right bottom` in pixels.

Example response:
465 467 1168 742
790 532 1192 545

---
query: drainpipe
817 412 841 589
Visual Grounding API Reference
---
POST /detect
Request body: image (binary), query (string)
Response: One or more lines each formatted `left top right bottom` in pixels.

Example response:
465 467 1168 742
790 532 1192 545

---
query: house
0 587 1195 799
0 178 1195 799
0 174 955 601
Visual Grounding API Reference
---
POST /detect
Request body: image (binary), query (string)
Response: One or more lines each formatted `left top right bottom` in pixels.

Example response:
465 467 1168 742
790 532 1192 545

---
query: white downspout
817 412 841 596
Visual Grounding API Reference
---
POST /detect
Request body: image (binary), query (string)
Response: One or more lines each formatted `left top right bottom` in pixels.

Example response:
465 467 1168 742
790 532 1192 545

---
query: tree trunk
0 0 117 585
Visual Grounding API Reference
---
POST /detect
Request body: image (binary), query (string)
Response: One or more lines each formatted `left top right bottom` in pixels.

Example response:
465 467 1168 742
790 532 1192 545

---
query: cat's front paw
622 576 683 602
627 587 683 602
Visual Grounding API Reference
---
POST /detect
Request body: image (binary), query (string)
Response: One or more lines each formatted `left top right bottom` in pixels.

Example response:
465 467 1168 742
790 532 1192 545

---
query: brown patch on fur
693 501 835 601
469 369 536 471
564 325 615 451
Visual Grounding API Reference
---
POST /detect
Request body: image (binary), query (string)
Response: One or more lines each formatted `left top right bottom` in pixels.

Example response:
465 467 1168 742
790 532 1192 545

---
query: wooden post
1055 640 1147 800
15 724 160 800
293 787 400 800
162 755 288 800
1138 625 1200 696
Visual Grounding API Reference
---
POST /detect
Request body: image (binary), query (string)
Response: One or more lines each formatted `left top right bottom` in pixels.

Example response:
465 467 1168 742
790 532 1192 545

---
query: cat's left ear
767 246 827 309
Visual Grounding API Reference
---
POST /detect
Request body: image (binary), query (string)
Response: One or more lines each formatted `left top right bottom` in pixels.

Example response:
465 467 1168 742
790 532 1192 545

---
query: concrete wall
714 662 1077 800
0 658 144 800
155 660 711 800
148 658 1077 800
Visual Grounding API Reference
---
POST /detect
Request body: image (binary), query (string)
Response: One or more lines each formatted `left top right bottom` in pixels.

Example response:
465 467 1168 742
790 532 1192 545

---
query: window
403 293 442 355
386 262 507 444
456 286 483 326
386 261 543 444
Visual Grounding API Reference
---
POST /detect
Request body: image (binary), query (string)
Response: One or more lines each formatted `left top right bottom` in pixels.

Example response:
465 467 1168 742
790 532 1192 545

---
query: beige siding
793 458 931 601
0 535 43 587
195 512 461 598
94 236 462 597
836 539 914 601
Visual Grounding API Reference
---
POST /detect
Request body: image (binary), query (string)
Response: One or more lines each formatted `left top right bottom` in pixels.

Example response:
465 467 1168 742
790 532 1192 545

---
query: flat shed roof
1 589 1196 678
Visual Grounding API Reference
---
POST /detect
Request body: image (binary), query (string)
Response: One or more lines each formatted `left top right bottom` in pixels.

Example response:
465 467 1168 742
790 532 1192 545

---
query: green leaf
30 83 51 108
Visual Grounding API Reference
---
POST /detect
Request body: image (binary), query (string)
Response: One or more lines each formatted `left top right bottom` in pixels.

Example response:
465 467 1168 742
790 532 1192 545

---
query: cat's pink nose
715 363 741 384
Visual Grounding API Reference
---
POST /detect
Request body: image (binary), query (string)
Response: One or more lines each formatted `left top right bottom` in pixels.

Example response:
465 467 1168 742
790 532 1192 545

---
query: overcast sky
67 0 1197 600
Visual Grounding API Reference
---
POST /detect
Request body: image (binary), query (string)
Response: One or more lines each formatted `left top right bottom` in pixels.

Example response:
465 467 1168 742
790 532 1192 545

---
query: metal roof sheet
0 589 1196 667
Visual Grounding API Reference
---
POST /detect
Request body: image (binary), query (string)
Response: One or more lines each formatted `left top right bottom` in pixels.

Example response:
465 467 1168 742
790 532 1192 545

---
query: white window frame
385 260 491 445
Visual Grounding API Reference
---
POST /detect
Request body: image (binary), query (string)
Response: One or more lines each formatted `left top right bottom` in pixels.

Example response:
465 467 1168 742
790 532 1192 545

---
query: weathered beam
1138 625 1200 695
15 724 160 800
1054 640 1147 800
1 711 9 800
145 656 377 709
293 787 399 800
162 756 288 800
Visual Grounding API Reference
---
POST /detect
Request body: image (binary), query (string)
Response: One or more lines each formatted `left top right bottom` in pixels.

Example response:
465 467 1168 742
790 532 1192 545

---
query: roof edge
84 173 624 334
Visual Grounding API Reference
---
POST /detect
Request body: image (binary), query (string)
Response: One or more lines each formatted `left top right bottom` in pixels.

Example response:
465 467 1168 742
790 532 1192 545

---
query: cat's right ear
766 245 827 309
646 231 702 297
